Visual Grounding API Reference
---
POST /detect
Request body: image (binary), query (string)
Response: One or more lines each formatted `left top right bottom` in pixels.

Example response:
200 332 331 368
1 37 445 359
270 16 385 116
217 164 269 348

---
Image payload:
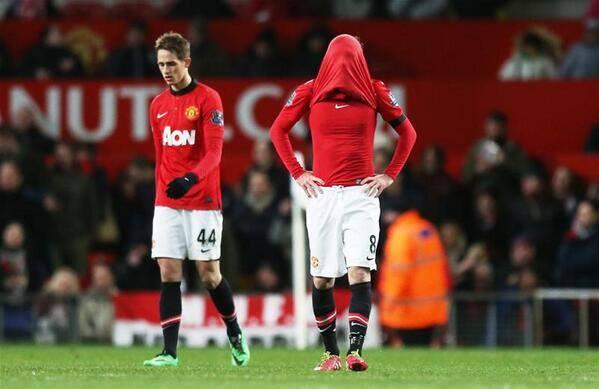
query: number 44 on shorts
197 229 216 245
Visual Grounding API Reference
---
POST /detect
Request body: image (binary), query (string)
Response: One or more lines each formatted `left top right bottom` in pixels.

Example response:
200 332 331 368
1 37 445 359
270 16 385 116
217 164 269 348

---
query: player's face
575 202 598 229
157 49 190 87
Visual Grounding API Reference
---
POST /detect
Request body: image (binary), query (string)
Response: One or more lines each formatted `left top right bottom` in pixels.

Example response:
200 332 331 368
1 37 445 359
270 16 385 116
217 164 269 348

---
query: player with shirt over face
143 32 249 368
269 35 417 371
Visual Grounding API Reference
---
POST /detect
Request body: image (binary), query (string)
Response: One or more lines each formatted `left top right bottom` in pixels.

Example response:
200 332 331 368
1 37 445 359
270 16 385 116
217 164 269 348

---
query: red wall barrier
112 290 358 347
0 19 584 78
1 79 597 183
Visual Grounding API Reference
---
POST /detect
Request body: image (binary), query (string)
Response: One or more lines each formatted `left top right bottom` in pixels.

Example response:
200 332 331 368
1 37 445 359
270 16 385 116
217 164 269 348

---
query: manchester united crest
184 105 199 120
311 256 319 268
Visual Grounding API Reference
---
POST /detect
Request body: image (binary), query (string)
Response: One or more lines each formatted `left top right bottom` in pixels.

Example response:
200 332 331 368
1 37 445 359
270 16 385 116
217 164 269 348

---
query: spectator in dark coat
510 171 567 269
551 166 583 225
105 20 156 78
241 140 289 202
584 122 599 153
237 28 285 77
557 199 599 288
415 144 464 224
293 25 333 76
44 142 98 274
21 25 84 79
0 222 29 298
463 111 529 185
0 160 50 290
231 169 288 286
187 18 231 78
112 156 155 253
115 243 160 291
467 188 511 275
0 39 12 77
10 105 56 158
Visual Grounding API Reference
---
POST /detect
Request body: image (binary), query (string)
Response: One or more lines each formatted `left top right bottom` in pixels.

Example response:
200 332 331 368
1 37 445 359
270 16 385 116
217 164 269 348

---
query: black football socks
348 282 372 355
313 286 340 356
207 277 242 339
160 282 182 358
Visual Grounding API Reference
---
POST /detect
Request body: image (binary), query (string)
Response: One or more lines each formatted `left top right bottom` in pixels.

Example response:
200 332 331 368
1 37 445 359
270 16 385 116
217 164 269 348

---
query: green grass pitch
1 345 598 388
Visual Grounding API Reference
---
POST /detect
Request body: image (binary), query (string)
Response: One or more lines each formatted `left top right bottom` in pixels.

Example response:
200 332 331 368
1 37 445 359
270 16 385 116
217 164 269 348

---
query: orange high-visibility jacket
378 210 450 329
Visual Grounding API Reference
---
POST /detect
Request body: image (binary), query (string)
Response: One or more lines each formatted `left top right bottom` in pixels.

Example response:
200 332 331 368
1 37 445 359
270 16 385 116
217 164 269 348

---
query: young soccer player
143 32 249 367
269 34 417 371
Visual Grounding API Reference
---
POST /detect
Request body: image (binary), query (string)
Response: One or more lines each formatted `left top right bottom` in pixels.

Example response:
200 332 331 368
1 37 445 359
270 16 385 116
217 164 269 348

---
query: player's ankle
163 349 177 358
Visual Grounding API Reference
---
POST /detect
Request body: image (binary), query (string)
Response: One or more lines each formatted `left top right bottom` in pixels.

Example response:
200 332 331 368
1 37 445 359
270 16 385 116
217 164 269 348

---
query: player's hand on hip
361 174 394 197
166 173 199 199
296 171 324 198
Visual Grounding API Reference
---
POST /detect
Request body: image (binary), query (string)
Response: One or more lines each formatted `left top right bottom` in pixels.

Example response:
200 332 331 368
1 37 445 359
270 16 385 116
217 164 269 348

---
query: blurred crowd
1 0 599 80
0 20 338 79
0 0 584 21
387 112 599 295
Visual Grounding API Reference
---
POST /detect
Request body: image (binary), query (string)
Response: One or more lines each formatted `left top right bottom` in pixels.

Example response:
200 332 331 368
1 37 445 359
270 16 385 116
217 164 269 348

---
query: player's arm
385 114 417 178
165 90 224 199
191 89 224 179
269 81 323 198
150 99 163 174
363 81 417 197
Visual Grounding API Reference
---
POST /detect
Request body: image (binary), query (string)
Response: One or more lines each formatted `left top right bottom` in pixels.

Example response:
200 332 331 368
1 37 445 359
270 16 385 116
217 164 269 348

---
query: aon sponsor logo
162 126 196 146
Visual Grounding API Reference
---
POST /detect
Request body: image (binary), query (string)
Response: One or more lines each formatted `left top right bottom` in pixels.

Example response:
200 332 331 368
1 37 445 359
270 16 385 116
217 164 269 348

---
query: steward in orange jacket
378 210 450 343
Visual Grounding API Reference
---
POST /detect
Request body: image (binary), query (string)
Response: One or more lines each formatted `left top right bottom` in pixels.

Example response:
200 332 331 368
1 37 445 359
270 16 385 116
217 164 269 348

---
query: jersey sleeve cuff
384 169 399 179
291 168 305 180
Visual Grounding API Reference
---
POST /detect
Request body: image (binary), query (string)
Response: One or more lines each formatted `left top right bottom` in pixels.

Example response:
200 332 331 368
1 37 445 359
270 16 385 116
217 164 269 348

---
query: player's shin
313 286 340 355
160 282 182 357
207 277 241 338
348 282 372 355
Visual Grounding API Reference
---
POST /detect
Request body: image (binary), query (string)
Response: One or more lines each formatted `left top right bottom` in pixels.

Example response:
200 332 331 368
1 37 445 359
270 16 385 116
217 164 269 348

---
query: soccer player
143 32 249 367
269 34 417 371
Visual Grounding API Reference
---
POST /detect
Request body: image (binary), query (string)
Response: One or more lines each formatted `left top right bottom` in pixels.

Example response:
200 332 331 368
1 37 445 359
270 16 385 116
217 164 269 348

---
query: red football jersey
270 79 412 186
150 80 224 210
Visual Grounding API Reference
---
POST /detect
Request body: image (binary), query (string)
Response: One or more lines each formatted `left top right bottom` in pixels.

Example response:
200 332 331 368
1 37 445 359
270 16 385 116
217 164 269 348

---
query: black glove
166 173 199 199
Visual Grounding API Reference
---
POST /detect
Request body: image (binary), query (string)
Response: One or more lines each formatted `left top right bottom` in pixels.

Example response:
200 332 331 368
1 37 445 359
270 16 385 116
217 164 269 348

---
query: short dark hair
520 31 546 51
488 111 508 126
155 31 190 60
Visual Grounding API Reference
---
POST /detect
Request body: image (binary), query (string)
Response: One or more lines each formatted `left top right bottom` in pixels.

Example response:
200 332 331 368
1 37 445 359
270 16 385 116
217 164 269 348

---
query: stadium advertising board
113 291 382 348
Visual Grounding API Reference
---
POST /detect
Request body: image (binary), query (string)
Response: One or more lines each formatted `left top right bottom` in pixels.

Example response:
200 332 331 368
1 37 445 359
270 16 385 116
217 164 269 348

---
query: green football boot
229 332 250 367
143 352 179 367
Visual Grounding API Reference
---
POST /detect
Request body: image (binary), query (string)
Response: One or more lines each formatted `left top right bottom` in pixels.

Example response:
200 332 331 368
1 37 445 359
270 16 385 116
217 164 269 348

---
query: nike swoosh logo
157 112 168 119
200 249 211 253
232 354 243 365
366 257 374 261
335 104 349 109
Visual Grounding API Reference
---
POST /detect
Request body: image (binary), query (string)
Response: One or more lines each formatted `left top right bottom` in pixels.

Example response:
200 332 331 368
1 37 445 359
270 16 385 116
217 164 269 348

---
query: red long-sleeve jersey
150 80 223 210
269 79 417 186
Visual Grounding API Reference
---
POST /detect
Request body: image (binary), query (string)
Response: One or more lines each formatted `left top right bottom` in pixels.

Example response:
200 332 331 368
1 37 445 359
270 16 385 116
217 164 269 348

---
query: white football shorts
151 206 222 261
305 185 380 278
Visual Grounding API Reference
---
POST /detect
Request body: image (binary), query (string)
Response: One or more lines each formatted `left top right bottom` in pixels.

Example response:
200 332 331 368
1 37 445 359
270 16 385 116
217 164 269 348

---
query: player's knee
158 258 182 282
200 269 222 289
313 277 335 290
348 266 371 284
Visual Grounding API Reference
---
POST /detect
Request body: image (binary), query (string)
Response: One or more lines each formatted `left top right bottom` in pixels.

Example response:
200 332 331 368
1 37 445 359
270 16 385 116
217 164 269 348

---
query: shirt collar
170 79 198 96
